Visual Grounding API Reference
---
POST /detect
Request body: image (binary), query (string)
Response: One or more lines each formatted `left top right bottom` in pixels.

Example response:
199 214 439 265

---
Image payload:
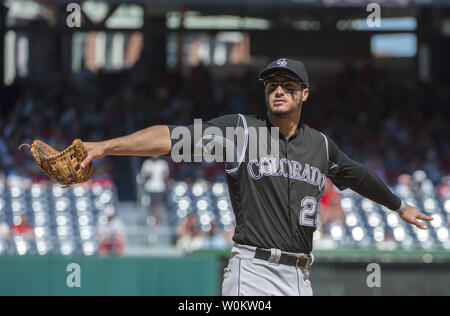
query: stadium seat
166 179 450 251
0 180 119 256
1 174 448 256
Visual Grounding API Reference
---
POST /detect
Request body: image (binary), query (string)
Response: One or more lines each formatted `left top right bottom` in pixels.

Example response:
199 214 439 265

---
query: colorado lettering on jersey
247 157 327 191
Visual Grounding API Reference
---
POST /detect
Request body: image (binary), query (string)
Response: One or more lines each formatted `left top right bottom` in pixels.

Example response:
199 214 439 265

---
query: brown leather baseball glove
19 139 93 186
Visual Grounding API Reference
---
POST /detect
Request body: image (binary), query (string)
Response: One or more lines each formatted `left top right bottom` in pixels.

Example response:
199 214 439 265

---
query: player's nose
274 85 286 96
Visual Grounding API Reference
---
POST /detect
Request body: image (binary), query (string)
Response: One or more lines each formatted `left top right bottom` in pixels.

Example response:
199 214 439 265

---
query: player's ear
301 87 309 102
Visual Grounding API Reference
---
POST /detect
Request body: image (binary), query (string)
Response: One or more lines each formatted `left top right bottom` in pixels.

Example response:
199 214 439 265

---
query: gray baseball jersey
168 113 401 254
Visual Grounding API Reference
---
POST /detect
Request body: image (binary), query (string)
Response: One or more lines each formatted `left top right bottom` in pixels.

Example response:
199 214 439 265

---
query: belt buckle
295 255 311 269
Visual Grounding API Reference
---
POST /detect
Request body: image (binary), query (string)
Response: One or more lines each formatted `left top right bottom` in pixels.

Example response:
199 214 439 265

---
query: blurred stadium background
0 0 449 295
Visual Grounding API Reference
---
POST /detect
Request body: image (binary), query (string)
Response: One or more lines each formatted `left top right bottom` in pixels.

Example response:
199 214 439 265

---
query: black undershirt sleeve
353 169 402 211
326 136 401 211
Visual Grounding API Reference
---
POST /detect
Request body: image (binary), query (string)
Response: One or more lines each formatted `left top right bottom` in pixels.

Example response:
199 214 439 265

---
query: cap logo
277 58 287 67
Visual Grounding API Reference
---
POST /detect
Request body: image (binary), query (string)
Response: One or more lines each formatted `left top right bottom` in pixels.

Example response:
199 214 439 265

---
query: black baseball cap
259 58 309 88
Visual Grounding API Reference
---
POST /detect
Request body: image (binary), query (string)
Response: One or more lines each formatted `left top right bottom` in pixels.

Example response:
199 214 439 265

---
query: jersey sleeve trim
319 132 329 162
225 113 248 174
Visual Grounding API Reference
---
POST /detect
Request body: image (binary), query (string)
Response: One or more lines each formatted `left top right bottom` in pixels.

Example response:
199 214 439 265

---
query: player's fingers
418 213 433 221
413 219 428 230
81 141 91 170
81 155 92 169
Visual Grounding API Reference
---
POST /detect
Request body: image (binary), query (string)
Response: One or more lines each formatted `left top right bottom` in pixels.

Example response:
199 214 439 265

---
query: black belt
254 248 312 269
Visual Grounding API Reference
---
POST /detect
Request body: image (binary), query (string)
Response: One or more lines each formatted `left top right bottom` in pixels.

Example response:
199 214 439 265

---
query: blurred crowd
2 60 448 185
310 63 449 186
1 59 449 252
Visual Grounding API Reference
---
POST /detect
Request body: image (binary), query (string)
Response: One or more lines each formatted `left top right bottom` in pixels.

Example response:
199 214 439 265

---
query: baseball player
80 58 433 296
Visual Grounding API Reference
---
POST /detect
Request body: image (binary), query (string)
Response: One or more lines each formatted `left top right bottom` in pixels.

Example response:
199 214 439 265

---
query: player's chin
269 104 295 117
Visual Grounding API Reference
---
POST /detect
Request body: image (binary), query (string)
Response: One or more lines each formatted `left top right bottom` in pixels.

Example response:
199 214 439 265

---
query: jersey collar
265 114 303 141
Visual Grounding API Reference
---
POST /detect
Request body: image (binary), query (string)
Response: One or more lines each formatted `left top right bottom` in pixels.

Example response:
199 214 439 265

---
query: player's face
264 74 309 117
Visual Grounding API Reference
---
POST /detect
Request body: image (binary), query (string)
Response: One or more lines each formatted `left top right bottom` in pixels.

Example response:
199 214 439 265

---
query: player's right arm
81 114 242 169
81 125 172 169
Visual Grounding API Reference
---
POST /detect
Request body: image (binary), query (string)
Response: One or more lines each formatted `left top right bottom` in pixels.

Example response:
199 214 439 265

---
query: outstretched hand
397 203 433 230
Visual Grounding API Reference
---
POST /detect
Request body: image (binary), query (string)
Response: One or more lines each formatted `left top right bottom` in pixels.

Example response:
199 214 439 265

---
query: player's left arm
325 136 433 230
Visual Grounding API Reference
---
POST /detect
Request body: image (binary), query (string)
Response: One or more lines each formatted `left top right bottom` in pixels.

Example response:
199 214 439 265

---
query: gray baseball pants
221 243 314 296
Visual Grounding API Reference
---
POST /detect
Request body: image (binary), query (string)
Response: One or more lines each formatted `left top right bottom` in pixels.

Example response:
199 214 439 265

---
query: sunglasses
264 80 304 93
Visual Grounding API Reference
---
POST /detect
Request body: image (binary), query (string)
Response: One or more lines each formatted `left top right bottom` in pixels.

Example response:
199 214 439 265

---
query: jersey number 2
299 196 318 228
